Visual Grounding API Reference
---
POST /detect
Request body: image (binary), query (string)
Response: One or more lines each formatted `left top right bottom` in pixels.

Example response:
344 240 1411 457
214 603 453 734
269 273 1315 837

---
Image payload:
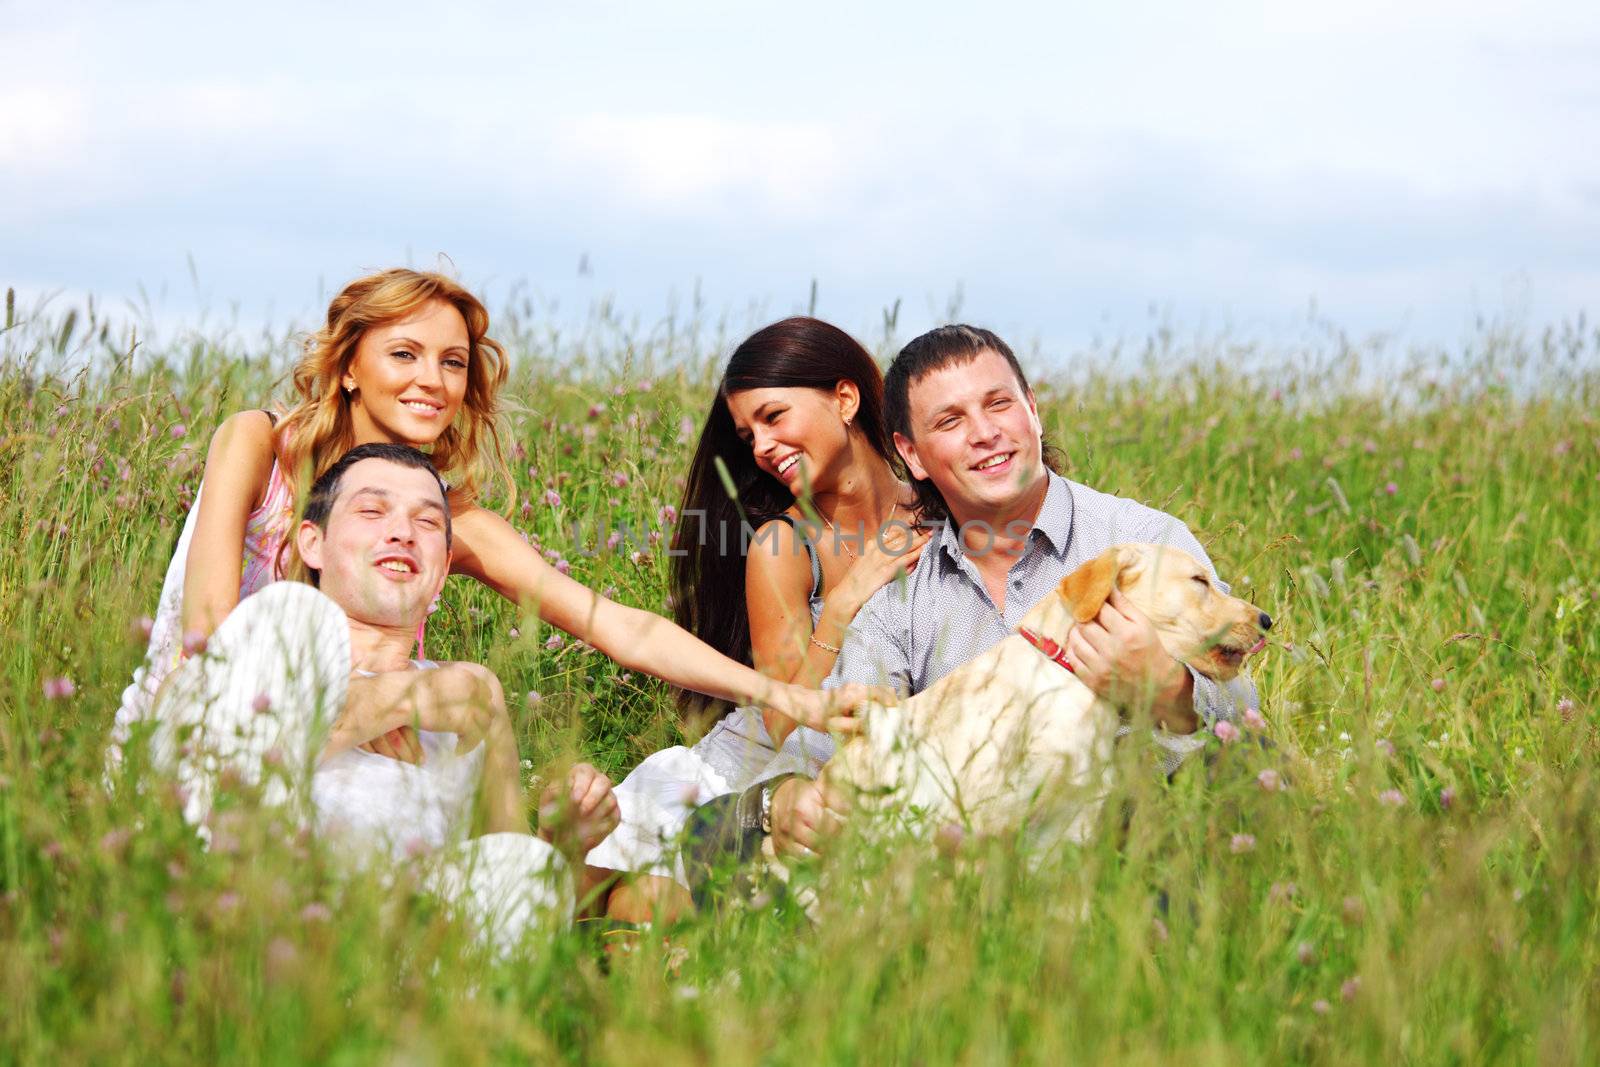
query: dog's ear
1057 547 1122 623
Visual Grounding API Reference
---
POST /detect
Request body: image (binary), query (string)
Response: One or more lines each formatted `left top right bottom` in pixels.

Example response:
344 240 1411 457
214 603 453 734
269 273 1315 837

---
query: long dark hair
671 317 894 716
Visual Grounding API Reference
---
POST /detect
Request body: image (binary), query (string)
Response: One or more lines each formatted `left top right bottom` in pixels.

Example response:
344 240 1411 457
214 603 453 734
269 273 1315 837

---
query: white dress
587 528 832 886
150 581 571 955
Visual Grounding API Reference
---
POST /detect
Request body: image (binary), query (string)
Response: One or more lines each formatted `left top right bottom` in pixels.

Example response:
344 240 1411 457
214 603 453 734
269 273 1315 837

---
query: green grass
2 292 1597 1064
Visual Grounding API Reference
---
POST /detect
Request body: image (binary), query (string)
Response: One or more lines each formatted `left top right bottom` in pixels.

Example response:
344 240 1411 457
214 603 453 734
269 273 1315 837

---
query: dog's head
1036 543 1272 682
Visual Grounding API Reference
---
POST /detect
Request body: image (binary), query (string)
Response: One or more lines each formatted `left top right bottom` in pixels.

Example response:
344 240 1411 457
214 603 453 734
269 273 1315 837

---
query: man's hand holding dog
1067 587 1197 734
770 775 851 858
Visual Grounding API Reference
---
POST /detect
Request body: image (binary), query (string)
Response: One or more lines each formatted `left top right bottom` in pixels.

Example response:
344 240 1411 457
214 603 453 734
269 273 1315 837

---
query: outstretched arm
449 506 860 731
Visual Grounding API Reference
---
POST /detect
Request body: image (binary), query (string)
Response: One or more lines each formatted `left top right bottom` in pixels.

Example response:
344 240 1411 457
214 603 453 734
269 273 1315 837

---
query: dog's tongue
1248 637 1268 656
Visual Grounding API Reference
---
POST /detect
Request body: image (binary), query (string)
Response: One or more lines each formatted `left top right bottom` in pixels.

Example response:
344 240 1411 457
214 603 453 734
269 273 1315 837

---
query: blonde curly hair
277 268 513 514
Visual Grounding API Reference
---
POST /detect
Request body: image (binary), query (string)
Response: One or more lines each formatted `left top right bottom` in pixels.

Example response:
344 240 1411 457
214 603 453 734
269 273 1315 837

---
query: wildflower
587 402 606 420
134 615 155 641
542 488 562 508
544 634 564 651
1312 999 1330 1015
1363 439 1377 454
300 902 332 923
41 676 76 700
1257 769 1283 792
1375 738 1395 758
1556 697 1575 719
1230 833 1256 854
609 470 629 488
1213 720 1239 744
677 416 695 442
262 747 284 768
264 937 299 983
182 630 208 656
658 504 678 526
1151 916 1169 943
1289 446 1303 460
1296 941 1316 965
637 378 653 392
252 692 272 714
1430 677 1446 692
1438 787 1455 810
1379 789 1405 807
1341 975 1362 1002
1342 896 1364 924
215 892 241 914
99 828 133 855
1384 482 1398 495
605 530 623 552
1243 708 1267 731
602 585 618 599
1268 881 1296 904
170 423 187 439
555 558 571 575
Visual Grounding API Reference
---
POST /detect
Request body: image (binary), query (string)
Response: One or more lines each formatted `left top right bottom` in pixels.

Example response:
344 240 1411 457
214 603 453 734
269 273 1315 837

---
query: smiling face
893 348 1045 518
295 457 451 630
341 299 471 447
724 381 859 494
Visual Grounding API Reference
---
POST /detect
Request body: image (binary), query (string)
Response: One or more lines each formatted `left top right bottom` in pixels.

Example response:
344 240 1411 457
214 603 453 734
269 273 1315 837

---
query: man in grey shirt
762 325 1259 856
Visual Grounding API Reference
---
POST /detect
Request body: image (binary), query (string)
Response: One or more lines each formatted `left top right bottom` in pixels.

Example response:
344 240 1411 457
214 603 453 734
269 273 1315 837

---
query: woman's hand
827 522 930 620
761 681 890 735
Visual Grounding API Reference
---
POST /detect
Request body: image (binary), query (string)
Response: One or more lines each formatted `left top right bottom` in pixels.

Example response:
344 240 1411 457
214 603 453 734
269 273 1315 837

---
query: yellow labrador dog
821 543 1271 846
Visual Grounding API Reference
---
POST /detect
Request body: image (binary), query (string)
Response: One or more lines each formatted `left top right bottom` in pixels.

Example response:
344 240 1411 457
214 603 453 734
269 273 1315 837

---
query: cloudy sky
4 0 1597 358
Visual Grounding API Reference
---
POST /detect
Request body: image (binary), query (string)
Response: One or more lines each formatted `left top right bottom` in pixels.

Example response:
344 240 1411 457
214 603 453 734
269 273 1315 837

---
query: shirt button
1012 579 1023 588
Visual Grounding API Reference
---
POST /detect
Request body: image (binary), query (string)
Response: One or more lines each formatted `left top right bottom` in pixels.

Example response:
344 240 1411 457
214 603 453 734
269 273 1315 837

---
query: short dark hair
299 443 452 583
884 324 1063 521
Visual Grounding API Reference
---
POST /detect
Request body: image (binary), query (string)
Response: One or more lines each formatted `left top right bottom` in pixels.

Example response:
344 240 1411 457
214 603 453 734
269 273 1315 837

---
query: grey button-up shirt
761 471 1259 781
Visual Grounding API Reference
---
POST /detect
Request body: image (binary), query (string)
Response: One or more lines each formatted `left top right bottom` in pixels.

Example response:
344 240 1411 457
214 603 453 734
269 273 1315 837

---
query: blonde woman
112 269 863 774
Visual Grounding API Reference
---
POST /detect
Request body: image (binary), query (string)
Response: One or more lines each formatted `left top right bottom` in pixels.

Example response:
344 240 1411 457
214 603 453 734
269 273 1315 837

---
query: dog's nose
1259 611 1274 631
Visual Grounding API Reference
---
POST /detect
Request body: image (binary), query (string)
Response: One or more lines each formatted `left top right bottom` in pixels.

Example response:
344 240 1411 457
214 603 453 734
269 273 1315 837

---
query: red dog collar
1017 626 1075 673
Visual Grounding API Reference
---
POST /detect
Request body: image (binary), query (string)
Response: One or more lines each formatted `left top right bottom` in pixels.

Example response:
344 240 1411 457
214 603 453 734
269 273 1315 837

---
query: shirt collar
933 470 1077 566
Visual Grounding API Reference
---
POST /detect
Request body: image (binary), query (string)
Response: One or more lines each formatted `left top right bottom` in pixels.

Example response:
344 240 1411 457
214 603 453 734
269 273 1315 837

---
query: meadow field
1 290 1597 1065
